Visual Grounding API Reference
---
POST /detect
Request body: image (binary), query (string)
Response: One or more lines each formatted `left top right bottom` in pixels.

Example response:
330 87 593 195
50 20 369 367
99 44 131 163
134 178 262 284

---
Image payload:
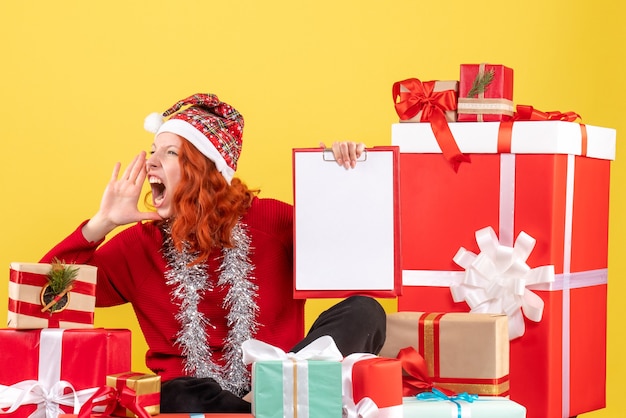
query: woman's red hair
162 139 258 263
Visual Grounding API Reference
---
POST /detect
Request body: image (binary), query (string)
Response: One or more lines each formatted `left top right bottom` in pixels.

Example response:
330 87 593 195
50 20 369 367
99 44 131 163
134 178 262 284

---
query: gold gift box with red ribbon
106 372 161 417
380 311 509 397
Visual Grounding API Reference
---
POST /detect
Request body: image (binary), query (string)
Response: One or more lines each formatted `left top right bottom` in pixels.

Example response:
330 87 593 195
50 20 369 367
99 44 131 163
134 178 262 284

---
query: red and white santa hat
144 93 244 184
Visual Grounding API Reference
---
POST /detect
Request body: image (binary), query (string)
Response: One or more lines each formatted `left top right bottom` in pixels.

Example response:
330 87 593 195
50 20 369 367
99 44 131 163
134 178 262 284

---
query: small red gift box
342 354 403 417
391 120 615 418
8 262 98 329
0 328 132 418
457 64 514 122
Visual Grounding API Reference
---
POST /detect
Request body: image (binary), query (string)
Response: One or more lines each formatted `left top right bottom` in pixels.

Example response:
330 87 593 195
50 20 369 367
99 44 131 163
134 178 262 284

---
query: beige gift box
397 80 459 123
8 262 97 328
380 311 509 396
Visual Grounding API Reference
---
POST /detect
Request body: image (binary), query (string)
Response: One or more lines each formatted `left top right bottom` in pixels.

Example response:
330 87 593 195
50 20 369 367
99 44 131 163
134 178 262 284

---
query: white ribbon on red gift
242 335 343 418
451 226 555 340
341 353 378 418
341 353 404 418
400 151 609 417
0 329 98 418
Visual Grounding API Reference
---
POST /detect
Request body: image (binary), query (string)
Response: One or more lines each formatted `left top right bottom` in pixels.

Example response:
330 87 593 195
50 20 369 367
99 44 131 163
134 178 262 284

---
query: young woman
41 93 386 413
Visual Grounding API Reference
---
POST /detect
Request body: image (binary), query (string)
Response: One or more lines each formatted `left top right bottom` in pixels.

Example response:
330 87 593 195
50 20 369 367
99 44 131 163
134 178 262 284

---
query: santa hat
144 93 244 184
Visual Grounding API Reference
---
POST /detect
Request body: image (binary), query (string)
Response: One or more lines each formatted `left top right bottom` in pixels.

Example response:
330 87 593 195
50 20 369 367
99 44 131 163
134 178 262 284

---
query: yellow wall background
0 1 623 416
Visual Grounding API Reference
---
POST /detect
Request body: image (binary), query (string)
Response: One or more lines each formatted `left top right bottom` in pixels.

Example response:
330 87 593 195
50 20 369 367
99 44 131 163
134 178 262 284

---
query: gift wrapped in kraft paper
392 78 468 172
393 78 459 123
8 261 97 329
380 311 510 397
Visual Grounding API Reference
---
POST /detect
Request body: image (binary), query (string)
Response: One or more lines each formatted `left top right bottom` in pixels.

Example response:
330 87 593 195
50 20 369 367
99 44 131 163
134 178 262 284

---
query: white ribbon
242 335 343 364
242 336 343 418
0 329 97 418
451 226 555 340
341 353 379 418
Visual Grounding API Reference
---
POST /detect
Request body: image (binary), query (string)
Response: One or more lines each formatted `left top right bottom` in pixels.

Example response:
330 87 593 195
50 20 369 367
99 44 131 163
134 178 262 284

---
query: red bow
393 79 457 122
78 385 152 418
396 346 456 397
393 78 470 172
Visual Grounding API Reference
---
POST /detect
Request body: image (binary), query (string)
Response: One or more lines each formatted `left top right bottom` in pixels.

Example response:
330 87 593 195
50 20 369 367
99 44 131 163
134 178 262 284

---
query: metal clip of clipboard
322 149 368 162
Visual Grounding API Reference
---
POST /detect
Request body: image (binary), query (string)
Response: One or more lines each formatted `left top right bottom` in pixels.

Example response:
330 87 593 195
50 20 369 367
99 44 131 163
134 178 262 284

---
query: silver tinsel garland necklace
162 221 258 396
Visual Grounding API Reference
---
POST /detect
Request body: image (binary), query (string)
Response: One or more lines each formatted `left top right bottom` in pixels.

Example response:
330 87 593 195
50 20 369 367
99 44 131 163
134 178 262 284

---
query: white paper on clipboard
293 147 400 297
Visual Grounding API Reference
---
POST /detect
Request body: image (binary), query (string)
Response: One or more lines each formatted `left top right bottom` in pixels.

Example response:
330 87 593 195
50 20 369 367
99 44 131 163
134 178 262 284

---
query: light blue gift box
403 392 527 418
251 359 342 418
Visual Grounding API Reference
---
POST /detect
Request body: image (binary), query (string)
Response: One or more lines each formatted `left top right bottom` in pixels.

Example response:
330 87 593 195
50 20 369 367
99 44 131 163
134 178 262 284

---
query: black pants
160 295 387 413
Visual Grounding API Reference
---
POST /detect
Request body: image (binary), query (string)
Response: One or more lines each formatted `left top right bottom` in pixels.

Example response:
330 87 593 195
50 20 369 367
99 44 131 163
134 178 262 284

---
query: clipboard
292 146 401 299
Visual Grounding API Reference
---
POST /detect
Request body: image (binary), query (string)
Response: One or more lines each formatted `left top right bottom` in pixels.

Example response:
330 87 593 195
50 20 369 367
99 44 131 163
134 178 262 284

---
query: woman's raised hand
82 151 161 242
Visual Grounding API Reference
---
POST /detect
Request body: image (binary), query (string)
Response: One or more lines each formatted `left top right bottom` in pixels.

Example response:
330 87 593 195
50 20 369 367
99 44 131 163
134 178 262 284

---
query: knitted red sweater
41 197 305 382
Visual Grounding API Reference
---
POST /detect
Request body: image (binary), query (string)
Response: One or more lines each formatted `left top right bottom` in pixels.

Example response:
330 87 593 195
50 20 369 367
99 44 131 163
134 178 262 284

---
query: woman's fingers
110 162 122 183
331 141 365 169
128 151 147 185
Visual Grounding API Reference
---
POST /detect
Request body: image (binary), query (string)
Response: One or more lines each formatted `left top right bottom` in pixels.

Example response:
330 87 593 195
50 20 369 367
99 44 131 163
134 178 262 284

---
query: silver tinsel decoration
162 221 258 397
217 222 258 395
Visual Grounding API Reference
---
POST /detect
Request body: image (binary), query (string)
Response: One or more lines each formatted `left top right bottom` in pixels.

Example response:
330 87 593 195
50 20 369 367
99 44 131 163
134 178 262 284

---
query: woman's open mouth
149 176 166 207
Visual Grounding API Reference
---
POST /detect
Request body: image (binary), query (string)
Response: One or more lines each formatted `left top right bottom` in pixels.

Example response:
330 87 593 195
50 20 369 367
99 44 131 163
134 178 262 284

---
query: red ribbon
497 105 586 155
393 78 470 172
8 299 94 327
513 104 581 122
78 385 153 418
396 346 456 397
10 270 96 295
393 79 457 121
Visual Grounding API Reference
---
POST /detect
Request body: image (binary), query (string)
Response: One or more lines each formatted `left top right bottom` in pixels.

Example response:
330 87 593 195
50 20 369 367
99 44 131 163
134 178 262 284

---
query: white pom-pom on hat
144 112 164 133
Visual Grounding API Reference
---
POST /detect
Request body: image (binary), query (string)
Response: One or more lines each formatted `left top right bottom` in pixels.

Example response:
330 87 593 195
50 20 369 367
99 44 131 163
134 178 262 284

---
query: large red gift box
0 328 131 417
8 262 98 329
457 64 514 122
391 120 615 418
